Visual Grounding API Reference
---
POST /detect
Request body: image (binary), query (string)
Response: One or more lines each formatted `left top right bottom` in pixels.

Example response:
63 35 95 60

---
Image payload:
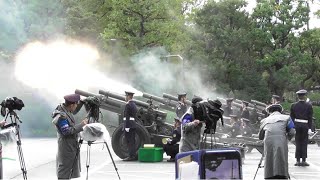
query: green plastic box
138 147 163 162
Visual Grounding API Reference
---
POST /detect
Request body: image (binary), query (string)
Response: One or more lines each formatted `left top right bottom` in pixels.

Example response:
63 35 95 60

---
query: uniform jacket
259 112 295 178
179 107 202 153
168 127 181 145
52 104 85 179
124 100 137 128
290 100 313 129
176 101 188 118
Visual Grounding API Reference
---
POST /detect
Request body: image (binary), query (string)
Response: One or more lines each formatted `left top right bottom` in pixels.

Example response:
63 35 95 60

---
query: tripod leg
86 143 92 180
16 142 27 180
210 132 213 149
0 142 3 180
104 141 121 180
253 155 264 180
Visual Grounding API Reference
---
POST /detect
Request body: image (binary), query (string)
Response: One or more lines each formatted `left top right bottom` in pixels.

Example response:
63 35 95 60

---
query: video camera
82 96 101 123
192 99 224 133
0 97 24 117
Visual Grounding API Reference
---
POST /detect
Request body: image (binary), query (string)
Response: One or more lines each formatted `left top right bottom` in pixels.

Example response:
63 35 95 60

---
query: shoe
123 156 137 161
301 162 310 166
294 162 301 166
167 158 175 162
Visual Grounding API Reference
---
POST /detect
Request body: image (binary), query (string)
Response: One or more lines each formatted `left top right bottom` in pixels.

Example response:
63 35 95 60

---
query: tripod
253 155 263 180
69 108 120 180
3 110 27 180
201 122 218 149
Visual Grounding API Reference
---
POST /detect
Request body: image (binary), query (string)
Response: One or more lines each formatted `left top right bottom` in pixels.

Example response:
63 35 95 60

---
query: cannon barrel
162 93 192 105
143 93 177 107
75 89 124 113
251 100 267 108
99 89 150 108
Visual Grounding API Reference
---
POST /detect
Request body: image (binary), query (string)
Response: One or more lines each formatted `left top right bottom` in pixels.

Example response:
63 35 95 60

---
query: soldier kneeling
163 117 181 162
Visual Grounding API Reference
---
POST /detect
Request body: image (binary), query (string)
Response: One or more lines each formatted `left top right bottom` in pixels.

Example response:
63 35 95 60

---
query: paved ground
1 138 320 180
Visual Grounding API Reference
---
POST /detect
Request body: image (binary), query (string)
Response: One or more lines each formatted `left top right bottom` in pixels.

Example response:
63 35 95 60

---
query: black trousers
295 124 308 159
163 144 179 158
125 128 136 157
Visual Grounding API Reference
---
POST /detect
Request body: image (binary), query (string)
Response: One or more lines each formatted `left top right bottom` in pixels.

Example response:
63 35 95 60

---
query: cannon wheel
111 123 151 159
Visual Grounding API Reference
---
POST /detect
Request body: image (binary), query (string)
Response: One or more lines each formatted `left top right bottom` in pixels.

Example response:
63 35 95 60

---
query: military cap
272 95 280 99
192 97 203 104
125 91 135 96
178 92 187 96
296 89 307 95
226 98 234 102
64 94 80 103
266 104 283 113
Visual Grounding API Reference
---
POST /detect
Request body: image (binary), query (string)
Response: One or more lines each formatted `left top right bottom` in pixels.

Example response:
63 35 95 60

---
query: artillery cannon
162 93 192 105
75 89 174 159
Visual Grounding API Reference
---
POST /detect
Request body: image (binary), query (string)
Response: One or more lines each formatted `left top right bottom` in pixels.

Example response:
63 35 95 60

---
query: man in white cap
52 94 88 179
259 104 295 179
290 89 313 166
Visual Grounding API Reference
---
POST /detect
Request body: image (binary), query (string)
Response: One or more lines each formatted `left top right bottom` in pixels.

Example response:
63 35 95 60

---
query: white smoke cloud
131 47 221 100
14 39 142 104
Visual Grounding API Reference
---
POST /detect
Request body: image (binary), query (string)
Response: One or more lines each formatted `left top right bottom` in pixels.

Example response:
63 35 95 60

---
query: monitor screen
203 151 242 179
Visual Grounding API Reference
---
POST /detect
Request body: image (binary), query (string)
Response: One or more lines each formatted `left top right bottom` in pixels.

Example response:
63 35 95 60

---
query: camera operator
259 104 295 179
179 97 204 153
52 94 88 179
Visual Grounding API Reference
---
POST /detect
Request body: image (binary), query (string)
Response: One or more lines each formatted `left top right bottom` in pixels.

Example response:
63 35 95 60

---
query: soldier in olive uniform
163 117 181 162
240 101 250 120
241 118 252 137
229 115 241 138
123 91 138 161
52 94 88 179
176 93 188 118
223 98 234 117
290 89 313 166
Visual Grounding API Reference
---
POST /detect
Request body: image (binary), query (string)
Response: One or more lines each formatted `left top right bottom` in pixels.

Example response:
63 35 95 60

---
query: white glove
125 128 130 132
308 129 313 135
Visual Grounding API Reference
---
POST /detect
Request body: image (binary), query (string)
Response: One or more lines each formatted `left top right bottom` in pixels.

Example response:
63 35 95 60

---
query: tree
296 29 320 88
192 0 268 99
100 0 188 53
250 0 310 95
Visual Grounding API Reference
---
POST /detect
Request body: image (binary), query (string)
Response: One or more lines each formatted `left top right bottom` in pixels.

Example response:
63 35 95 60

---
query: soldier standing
240 101 250 120
223 98 234 117
123 91 138 161
290 89 313 166
229 115 241 138
176 93 188 118
52 94 88 179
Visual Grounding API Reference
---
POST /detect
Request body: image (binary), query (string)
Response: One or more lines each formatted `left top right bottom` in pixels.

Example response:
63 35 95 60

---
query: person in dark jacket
52 94 88 179
223 98 234 117
123 91 138 161
176 93 188 118
290 89 313 166
240 101 250 120
163 117 181 162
